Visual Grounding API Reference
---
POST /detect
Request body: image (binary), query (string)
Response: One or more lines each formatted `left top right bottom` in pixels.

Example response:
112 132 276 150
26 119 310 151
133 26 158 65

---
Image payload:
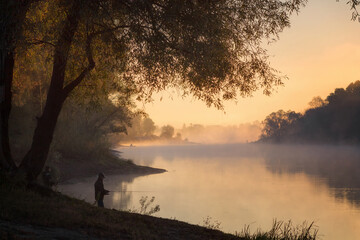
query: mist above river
60 144 360 239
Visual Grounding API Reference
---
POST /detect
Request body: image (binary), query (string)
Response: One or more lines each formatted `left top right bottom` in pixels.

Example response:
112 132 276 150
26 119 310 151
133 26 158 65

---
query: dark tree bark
0 0 32 171
1 50 16 170
19 0 95 181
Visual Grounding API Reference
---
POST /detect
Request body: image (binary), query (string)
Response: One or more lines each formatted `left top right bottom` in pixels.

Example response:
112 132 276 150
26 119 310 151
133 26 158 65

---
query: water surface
59 144 360 239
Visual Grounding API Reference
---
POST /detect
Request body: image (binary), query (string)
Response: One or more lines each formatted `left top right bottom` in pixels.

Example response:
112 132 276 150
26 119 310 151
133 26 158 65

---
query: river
59 143 360 239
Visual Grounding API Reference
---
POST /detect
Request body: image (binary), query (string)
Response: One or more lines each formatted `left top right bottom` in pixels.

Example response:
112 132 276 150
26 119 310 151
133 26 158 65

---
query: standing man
94 172 110 207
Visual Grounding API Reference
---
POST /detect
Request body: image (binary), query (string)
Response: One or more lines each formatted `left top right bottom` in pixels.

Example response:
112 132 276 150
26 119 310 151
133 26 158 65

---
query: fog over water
60 144 360 239
177 123 261 144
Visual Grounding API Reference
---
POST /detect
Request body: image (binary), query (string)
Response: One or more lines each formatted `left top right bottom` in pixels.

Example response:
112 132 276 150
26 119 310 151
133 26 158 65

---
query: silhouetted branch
63 33 95 96
28 39 55 47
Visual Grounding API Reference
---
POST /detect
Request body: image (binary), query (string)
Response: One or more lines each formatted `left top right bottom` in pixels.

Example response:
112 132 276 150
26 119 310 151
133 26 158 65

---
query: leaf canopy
20 0 307 109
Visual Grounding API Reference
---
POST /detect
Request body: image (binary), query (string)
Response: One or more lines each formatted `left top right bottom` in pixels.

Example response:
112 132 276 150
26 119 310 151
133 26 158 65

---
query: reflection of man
94 173 110 207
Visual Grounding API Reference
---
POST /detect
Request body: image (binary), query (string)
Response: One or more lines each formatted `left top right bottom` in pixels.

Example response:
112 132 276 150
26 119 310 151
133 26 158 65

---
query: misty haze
60 143 360 240
3 1 360 239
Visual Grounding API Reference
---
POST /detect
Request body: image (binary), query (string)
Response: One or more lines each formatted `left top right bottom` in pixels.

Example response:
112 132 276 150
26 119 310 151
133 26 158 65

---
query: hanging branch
62 32 95 96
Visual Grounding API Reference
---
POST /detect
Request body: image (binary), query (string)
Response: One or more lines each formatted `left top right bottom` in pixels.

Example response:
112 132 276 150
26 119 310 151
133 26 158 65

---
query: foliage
260 110 302 142
21 0 307 109
115 115 187 144
9 97 133 163
202 216 222 230
4 0 306 179
120 0 307 108
128 196 160 216
259 81 360 144
236 219 318 240
142 118 156 137
52 99 133 159
160 125 175 139
124 114 156 139
307 96 327 109
10 0 139 168
340 0 360 21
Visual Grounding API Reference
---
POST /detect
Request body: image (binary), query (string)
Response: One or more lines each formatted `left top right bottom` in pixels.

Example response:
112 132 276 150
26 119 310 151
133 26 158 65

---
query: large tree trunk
19 88 66 181
19 1 87 181
0 50 17 170
0 0 32 171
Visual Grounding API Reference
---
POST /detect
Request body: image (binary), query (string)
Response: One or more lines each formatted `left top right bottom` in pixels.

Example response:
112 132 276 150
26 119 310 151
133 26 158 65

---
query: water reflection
119 144 360 206
260 144 360 206
60 144 360 240
118 144 360 239
59 174 146 210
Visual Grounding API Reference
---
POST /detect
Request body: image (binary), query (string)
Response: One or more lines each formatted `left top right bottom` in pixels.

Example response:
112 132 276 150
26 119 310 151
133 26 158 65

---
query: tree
261 110 301 141
160 125 175 139
326 88 347 105
142 118 156 137
6 0 305 181
308 96 328 109
259 81 360 144
0 0 36 170
346 0 360 21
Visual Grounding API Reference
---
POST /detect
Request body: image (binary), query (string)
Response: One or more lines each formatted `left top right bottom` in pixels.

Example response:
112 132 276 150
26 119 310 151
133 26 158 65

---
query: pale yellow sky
139 0 360 128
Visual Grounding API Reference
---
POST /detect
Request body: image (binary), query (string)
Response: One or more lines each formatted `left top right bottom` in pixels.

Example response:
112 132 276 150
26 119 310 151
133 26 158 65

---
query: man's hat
98 172 105 178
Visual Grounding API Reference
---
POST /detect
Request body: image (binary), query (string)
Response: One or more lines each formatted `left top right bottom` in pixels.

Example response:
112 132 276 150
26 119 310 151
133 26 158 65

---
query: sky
139 0 360 128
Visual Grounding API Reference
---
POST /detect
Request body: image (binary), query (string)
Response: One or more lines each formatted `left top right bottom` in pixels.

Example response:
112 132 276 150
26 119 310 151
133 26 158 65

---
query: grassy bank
0 175 239 240
0 173 318 240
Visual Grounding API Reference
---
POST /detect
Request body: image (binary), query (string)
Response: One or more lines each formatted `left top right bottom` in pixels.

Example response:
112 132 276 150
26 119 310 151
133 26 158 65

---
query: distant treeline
113 116 261 145
111 115 187 145
259 81 360 144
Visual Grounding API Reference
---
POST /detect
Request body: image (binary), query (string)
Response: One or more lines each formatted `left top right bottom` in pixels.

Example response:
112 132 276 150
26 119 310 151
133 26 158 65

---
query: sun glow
139 0 360 128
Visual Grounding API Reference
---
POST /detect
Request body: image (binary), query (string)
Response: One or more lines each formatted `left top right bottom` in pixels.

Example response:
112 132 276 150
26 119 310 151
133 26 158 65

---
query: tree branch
143 2 191 55
93 108 120 133
62 33 95 96
28 38 55 47
93 25 131 36
62 24 134 96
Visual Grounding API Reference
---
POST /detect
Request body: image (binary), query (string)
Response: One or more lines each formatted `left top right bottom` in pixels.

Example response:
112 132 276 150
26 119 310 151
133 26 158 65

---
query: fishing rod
109 190 154 193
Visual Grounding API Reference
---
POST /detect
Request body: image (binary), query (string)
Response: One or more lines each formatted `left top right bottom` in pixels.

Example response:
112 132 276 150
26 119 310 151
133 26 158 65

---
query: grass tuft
236 219 318 240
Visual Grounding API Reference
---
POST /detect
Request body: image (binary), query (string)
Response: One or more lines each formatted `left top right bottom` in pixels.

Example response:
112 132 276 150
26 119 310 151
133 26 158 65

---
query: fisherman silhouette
94 172 110 207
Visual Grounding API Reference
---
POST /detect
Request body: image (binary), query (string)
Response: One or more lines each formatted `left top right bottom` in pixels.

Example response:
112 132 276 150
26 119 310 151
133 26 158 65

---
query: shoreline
0 146 320 240
0 174 241 240
51 149 166 183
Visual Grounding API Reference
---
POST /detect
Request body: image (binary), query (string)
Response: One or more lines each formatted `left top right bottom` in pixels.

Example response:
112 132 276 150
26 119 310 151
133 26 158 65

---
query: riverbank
0 172 319 240
51 149 166 183
1 148 320 240
0 176 319 240
0 175 241 240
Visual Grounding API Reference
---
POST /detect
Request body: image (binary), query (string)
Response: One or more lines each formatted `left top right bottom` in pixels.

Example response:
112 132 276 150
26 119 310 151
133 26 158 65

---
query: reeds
236 219 318 240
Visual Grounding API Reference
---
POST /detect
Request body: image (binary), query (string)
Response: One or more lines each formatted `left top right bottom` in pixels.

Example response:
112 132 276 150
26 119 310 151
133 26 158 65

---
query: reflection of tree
123 143 360 207
111 182 132 210
260 144 360 206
